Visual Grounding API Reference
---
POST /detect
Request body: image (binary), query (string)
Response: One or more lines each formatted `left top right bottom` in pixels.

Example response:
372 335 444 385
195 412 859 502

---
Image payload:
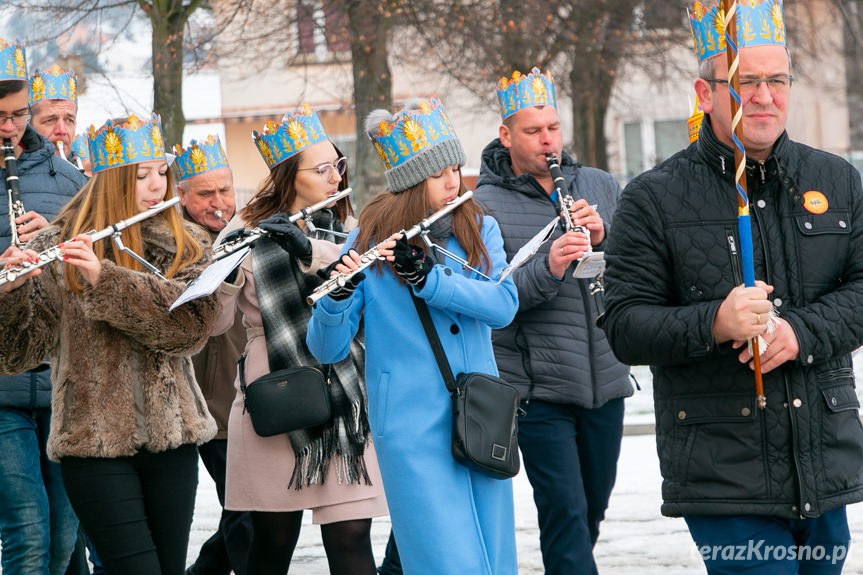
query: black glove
218 227 251 247
258 213 313 265
392 237 432 290
320 252 366 301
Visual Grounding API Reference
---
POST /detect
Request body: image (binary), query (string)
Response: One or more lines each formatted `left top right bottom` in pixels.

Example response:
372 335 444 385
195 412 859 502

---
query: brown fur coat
0 216 219 461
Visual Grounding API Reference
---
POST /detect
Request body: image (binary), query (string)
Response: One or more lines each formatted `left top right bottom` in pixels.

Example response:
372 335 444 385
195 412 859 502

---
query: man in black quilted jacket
475 67 632 575
601 2 863 574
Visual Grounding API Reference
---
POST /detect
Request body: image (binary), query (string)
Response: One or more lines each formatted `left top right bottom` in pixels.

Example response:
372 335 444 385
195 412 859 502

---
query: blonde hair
56 162 202 293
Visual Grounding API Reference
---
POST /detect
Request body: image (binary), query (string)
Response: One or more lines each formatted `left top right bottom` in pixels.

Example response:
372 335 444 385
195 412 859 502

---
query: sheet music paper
573 252 605 279
169 247 251 311
496 217 558 285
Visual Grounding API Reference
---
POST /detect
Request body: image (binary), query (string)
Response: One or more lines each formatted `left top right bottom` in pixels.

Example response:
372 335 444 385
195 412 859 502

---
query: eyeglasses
0 111 31 127
298 156 347 179
706 76 794 96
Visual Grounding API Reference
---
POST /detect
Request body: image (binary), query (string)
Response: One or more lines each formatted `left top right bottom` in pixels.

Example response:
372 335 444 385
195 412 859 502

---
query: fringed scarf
252 211 371 489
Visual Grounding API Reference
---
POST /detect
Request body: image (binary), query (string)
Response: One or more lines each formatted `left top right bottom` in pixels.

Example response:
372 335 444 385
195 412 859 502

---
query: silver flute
214 187 352 260
4 139 25 248
0 196 180 287
307 190 474 305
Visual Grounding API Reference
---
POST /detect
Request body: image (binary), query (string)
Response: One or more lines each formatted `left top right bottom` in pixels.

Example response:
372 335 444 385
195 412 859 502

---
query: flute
0 197 180 287
214 187 352 260
307 190 474 305
4 139 25 248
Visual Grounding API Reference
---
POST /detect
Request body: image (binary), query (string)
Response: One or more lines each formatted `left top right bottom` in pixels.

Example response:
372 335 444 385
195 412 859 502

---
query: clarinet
4 139 25 248
545 154 605 316
214 187 353 260
307 190 474 305
55 141 85 174
0 197 180 287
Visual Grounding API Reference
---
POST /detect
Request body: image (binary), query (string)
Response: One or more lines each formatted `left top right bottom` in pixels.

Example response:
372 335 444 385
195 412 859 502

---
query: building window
296 0 350 61
622 118 689 179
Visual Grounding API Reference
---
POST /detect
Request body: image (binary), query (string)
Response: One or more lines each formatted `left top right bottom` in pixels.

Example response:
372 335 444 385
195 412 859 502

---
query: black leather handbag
237 354 332 437
410 292 521 480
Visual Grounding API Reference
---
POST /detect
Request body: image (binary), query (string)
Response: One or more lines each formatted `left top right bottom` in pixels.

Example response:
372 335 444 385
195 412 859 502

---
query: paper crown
368 98 460 170
70 133 88 160
688 94 705 143
87 114 166 174
367 98 465 193
496 67 557 120
252 103 328 170
172 134 229 180
0 38 27 82
689 0 786 63
30 65 77 104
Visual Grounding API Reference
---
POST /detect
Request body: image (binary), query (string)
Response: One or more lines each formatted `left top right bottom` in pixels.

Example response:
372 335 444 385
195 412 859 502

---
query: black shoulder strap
408 290 457 394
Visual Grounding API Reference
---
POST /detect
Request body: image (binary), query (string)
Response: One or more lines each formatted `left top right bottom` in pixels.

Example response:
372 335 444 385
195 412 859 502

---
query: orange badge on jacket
803 191 828 214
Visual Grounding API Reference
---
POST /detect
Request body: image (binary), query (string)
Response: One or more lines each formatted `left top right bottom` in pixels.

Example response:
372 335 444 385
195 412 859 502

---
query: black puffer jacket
601 118 863 519
475 139 632 408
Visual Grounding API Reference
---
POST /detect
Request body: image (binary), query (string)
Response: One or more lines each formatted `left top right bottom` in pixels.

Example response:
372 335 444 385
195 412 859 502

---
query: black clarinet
545 153 605 317
3 138 25 247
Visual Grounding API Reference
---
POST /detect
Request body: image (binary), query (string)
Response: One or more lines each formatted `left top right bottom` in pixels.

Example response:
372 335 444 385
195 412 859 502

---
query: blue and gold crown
172 134 229 180
30 65 77 104
70 133 89 160
87 114 166 174
252 103 328 170
0 38 27 82
496 67 556 120
689 0 786 63
367 98 460 171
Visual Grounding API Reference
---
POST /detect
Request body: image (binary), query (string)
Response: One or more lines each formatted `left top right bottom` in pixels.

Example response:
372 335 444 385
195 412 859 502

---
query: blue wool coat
307 216 519 575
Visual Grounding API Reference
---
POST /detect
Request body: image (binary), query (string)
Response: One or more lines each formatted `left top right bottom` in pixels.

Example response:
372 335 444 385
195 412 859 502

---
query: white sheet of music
169 247 251 311
496 217 558 286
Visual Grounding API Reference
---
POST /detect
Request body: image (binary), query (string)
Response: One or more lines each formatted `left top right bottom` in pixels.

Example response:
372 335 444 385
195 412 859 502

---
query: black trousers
187 439 252 575
60 445 199 575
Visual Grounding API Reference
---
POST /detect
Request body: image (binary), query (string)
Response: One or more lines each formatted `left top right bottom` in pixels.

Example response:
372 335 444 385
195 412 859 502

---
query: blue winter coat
0 126 86 408
307 216 519 575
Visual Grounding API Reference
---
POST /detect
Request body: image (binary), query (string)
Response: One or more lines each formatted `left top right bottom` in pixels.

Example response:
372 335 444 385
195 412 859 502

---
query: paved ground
187 432 863 574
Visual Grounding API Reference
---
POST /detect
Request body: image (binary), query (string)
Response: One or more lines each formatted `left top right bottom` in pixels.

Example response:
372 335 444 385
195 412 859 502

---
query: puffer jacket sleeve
416 216 518 329
781 164 863 363
601 179 722 366
80 232 220 356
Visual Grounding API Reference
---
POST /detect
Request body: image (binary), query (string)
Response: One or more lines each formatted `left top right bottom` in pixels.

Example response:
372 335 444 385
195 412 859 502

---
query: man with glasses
601 2 863 573
174 135 253 575
0 38 86 575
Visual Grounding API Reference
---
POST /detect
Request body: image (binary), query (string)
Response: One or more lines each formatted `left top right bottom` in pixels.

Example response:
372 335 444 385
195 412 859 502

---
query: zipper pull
720 156 726 174
727 234 738 255
759 161 766 184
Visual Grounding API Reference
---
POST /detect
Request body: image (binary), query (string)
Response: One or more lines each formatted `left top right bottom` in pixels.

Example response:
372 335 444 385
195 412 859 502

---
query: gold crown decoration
30 65 77 104
689 0 786 63
71 133 88 160
688 94 705 143
252 103 328 170
172 134 230 180
496 67 557 120
87 114 166 174
0 38 27 82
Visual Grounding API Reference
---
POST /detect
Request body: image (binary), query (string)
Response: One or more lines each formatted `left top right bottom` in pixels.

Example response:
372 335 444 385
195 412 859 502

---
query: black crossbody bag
409 291 521 480
237 354 332 437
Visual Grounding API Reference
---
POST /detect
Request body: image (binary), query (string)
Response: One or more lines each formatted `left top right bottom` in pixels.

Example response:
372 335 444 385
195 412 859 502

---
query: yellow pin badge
803 191 828 214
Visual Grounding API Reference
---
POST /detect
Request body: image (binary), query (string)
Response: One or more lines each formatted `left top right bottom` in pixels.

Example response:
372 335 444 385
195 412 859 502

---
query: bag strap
408 290 458 394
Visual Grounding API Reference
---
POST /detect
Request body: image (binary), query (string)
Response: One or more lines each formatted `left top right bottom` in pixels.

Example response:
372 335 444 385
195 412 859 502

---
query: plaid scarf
252 213 371 489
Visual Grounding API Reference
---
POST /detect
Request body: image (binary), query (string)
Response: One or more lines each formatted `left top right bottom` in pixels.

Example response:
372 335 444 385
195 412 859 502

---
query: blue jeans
685 507 851 574
518 397 625 575
0 407 79 575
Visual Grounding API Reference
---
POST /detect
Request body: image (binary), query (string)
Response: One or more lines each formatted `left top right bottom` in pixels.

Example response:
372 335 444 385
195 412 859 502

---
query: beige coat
214 219 387 517
0 217 219 461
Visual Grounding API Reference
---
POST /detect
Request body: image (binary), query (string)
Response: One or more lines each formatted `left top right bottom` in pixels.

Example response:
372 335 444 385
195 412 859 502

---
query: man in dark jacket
475 67 632 575
0 39 87 575
174 136 252 575
601 3 863 573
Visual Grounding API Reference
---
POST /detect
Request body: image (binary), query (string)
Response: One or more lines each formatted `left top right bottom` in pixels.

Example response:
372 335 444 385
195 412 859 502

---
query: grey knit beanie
366 98 466 193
